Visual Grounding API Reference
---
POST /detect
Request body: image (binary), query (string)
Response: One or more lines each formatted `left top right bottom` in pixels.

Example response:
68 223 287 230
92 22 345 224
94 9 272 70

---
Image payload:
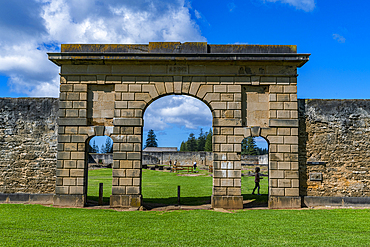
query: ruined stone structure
2 97 370 207
45 42 308 209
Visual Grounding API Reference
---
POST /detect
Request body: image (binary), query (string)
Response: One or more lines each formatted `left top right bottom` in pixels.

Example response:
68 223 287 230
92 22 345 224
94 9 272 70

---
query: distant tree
145 129 158 148
187 133 197 151
197 128 206 151
204 128 212 152
242 137 258 155
180 141 187 151
90 140 99 153
102 137 113 153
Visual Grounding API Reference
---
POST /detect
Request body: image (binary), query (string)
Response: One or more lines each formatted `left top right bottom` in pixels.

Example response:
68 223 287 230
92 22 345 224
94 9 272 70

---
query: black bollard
177 185 180 205
98 183 103 206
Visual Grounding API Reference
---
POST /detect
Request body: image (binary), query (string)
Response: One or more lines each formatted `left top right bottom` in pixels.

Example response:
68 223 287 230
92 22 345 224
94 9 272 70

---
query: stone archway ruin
48 42 309 209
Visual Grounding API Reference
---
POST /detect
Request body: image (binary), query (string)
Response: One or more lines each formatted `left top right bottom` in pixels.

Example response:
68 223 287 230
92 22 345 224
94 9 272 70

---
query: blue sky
1 0 369 149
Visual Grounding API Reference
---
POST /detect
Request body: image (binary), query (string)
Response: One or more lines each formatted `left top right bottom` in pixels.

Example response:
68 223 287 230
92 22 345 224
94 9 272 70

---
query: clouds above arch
0 0 205 96
262 0 316 12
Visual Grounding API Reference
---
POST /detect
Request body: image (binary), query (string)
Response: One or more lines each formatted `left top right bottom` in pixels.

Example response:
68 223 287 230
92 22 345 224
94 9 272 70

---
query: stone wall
299 99 370 197
0 98 58 194
142 151 213 168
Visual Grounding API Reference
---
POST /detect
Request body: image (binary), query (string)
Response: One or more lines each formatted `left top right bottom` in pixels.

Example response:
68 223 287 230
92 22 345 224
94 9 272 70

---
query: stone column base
53 194 85 207
110 195 142 208
268 196 301 209
211 196 243 209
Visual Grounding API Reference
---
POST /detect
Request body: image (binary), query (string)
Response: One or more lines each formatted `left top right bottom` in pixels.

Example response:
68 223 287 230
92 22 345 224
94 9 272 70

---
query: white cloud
333 33 346 44
263 0 315 12
0 0 205 97
194 10 202 19
143 95 212 131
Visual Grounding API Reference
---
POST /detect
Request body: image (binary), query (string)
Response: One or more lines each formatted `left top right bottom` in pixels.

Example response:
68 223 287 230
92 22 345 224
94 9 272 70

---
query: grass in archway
1 204 370 246
87 169 269 206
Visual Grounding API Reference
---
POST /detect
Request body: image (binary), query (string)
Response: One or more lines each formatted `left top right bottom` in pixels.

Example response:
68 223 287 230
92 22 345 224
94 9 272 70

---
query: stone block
71 152 84 160
55 186 69 195
74 84 87 92
227 170 241 178
285 188 299 197
119 178 132 186
120 160 133 169
204 93 220 103
70 169 84 177
142 84 159 98
260 128 276 137
269 119 298 127
71 135 87 143
222 94 234 102
270 161 277 169
284 136 298 144
126 186 140 195
283 85 297 93
79 126 94 135
126 169 140 178
211 195 243 209
113 118 143 126
270 188 284 196
120 143 133 152
291 179 299 188
111 135 126 143
278 162 290 169
268 196 301 209
221 161 233 169
122 93 135 101
284 102 297 110
221 179 233 187
213 187 227 196
113 152 127 160
64 160 76 169
63 178 77 186
67 92 80 101
64 143 77 151
227 187 241 196
269 102 284 110
270 170 284 179
270 153 283 161
227 153 239 161
277 77 289 84
121 127 134 134
278 179 291 188
58 118 87 126
56 169 69 177
277 145 290 153
57 152 70 160
277 110 290 118
112 169 126 177
133 178 140 186
285 171 299 179
127 135 141 143
133 160 141 169
221 144 233 152
59 101 73 109
213 118 242 127
214 170 227 178
267 136 283 144
227 85 240 93
112 186 126 195
127 152 141 160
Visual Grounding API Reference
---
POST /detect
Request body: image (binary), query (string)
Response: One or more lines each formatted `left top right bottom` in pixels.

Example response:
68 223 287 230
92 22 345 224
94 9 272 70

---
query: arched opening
241 136 269 208
86 135 113 205
141 95 213 209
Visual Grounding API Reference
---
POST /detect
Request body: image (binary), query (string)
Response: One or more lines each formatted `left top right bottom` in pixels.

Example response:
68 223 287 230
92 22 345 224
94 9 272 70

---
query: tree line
241 137 268 155
89 138 113 154
180 128 212 152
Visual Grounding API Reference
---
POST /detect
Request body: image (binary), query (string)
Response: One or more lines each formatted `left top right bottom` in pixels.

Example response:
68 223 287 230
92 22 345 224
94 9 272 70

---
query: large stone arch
49 42 309 209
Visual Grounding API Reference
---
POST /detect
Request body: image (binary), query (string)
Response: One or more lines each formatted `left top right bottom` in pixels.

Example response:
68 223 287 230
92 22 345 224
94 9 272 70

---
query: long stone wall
0 98 58 194
299 99 370 198
2 97 370 206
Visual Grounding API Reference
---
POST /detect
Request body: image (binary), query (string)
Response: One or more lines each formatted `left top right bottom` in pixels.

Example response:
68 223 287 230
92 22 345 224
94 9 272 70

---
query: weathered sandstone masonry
299 99 370 206
3 98 370 207
0 98 58 196
47 42 309 209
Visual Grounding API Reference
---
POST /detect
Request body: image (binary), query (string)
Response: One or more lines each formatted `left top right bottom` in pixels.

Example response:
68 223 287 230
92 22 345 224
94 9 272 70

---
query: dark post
98 183 103 206
177 185 180 205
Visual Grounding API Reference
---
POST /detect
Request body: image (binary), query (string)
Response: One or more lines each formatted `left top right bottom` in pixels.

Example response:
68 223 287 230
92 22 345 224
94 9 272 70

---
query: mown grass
87 169 269 205
1 204 370 246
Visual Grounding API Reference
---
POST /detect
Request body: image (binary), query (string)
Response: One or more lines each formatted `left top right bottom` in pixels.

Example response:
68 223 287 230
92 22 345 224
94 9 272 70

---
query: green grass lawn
87 169 269 206
1 204 370 246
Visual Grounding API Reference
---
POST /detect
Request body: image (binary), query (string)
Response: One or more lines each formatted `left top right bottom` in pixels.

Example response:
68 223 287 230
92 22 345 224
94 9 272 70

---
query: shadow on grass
143 196 211 209
242 193 268 208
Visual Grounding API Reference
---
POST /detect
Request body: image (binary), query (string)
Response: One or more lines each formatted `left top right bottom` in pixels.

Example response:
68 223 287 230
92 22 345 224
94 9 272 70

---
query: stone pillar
267 83 301 208
54 78 88 207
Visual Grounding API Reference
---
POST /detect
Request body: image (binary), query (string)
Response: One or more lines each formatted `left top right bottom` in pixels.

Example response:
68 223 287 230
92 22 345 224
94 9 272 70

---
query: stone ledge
113 118 143 126
269 119 298 127
268 196 301 209
110 195 142 208
211 195 243 209
53 194 85 207
303 196 370 207
0 193 54 204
